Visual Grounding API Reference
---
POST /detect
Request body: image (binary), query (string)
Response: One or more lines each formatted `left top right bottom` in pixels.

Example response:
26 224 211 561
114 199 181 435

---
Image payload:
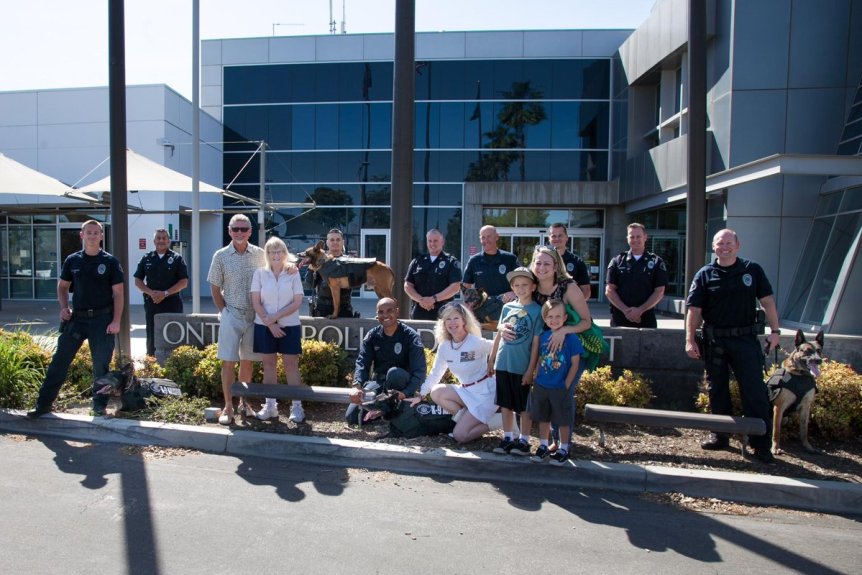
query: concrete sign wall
155 314 862 410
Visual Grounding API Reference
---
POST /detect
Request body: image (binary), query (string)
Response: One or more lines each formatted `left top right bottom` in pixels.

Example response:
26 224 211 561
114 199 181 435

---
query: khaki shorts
217 307 259 362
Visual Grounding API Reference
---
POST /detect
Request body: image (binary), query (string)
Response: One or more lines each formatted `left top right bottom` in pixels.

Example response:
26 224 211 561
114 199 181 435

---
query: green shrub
163 345 207 396
163 344 223 401
134 355 166 379
575 366 653 420
192 344 224 399
300 339 350 387
0 331 47 409
810 360 862 440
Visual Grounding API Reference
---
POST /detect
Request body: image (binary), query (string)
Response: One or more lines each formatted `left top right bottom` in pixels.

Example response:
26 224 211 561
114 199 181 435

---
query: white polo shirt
250 267 304 326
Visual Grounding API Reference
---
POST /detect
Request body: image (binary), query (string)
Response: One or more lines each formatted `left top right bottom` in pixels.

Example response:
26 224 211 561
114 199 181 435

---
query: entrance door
496 228 603 301
359 229 390 298
649 235 684 297
494 228 546 266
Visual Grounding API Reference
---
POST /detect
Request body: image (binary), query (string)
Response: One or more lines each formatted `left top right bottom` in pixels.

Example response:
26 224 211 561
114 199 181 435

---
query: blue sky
0 0 655 100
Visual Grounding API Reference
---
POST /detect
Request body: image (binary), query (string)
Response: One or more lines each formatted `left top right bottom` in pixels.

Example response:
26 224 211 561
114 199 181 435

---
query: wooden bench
583 404 766 455
231 383 376 426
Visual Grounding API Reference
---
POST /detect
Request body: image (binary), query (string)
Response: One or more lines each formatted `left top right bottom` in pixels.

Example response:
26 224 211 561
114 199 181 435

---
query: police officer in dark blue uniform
307 228 357 318
685 228 781 464
404 229 462 320
462 225 518 302
27 220 124 418
548 223 591 300
345 298 427 424
605 223 668 328
134 228 189 356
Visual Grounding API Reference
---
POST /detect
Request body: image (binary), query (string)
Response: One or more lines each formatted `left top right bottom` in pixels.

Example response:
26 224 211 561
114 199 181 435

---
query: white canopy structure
0 153 75 195
76 148 225 194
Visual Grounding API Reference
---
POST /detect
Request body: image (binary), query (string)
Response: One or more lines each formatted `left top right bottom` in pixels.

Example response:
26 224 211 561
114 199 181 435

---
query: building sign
139 238 147 250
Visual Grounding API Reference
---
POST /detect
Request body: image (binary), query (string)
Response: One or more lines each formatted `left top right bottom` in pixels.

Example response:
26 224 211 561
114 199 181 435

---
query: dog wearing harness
766 329 824 454
297 240 395 319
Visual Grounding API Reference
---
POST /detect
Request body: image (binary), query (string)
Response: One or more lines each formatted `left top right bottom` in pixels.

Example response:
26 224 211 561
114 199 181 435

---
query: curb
2 409 860 515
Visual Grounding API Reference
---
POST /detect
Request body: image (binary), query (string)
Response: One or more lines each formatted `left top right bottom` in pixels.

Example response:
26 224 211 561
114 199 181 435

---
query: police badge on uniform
647 260 655 269
567 263 574 272
97 264 106 275
168 257 174 265
394 343 403 354
438 260 445 269
498 264 506 274
742 274 753 287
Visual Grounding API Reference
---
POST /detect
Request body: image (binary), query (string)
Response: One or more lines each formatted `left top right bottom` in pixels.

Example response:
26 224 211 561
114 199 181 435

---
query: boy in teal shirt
489 267 544 455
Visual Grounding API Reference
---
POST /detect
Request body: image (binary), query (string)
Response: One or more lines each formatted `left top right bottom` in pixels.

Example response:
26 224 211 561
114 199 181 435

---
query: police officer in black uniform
133 228 189 356
462 225 518 302
685 228 781 464
345 298 427 424
404 229 462 320
605 223 668 328
548 222 591 300
307 228 357 318
27 220 124 418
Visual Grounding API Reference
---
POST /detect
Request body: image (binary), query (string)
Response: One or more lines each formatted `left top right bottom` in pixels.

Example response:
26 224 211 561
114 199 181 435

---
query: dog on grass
766 329 824 454
297 241 395 319
461 285 502 330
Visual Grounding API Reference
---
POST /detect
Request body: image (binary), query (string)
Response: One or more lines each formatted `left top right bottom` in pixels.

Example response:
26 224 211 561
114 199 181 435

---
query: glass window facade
222 58 613 255
0 216 110 300
785 187 862 333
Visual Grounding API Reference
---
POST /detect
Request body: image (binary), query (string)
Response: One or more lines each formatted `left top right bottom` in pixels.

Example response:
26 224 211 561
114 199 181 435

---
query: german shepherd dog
766 329 824 454
461 284 503 330
297 240 395 319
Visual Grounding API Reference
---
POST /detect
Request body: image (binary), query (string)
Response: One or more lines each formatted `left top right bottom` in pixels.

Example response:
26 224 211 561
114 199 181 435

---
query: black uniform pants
310 288 355 318
704 334 772 450
410 301 447 321
611 308 657 328
144 296 183 356
37 313 114 411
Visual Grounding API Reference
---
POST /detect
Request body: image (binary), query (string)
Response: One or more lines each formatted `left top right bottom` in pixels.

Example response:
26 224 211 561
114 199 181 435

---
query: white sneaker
256 402 278 420
289 404 305 423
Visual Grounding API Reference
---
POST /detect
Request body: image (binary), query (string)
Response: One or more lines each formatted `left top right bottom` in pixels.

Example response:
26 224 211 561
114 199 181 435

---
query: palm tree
497 81 547 181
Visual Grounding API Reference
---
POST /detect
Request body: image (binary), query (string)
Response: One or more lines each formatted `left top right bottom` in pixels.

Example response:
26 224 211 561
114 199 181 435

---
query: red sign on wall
139 238 147 250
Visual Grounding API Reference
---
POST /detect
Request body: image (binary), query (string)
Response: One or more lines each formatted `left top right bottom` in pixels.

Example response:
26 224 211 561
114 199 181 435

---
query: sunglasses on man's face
230 226 250 233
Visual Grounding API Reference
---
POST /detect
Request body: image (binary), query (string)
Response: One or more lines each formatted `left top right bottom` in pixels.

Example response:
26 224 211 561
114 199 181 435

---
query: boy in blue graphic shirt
521 299 585 465
488 267 544 455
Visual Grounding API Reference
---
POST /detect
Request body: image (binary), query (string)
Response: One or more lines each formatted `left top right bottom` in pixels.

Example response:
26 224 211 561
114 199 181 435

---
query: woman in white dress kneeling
419 303 498 443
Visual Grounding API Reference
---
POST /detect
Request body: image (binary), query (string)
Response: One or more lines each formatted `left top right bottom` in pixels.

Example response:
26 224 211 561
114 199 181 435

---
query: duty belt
704 324 759 338
73 306 113 318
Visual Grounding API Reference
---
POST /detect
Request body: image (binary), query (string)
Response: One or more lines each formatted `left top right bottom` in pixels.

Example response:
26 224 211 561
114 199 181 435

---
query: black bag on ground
388 400 455 439
121 377 182 412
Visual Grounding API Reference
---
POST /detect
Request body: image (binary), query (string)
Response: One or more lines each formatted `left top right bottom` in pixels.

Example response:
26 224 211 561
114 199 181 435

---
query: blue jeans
36 314 115 411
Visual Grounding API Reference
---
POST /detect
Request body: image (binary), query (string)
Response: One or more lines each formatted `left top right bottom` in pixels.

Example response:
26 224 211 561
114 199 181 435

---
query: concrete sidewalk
1 409 859 515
